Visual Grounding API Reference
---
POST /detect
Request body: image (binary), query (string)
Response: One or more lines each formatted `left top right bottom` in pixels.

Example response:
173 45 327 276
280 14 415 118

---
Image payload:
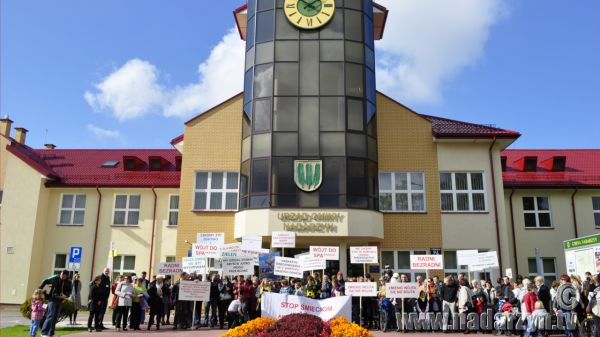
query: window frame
440 172 488 213
522 196 553 229
113 255 136 278
527 257 557 285
193 171 240 212
57 193 87 225
378 172 427 213
52 253 68 275
380 249 428 281
112 194 141 226
167 194 179 227
593 196 600 228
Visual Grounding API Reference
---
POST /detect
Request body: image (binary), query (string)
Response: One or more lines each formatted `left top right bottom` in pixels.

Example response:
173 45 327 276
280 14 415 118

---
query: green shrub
20 298 75 322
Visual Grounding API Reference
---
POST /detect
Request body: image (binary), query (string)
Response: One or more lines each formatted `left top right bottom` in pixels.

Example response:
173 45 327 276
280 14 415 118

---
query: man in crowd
440 275 458 331
39 270 72 337
204 273 220 327
534 276 551 314
98 268 111 330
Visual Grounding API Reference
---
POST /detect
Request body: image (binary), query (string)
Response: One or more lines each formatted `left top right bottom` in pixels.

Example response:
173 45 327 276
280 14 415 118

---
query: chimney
14 127 28 144
0 118 12 137
44 144 56 150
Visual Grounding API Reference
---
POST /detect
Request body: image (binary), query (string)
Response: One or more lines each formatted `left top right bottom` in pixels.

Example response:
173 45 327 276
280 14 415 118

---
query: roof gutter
90 186 102 280
509 188 518 275
571 188 579 238
149 187 157 277
489 136 504 272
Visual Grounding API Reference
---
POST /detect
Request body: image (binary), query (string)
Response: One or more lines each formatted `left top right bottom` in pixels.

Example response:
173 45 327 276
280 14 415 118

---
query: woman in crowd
219 276 234 330
161 276 172 326
111 275 123 326
305 275 319 299
130 277 145 330
247 276 260 320
87 276 103 333
147 275 166 330
69 273 82 325
115 275 134 331
321 275 333 299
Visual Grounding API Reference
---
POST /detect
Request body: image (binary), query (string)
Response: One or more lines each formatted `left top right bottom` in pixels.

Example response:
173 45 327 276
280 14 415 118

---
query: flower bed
220 315 371 337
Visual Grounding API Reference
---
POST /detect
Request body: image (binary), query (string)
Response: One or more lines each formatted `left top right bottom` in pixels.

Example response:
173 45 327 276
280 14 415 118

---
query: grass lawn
0 324 87 336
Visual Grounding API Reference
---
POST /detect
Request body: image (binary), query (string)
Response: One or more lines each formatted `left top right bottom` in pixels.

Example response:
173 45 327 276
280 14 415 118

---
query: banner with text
386 282 420 299
345 282 378 297
274 256 304 278
157 262 182 275
410 255 444 270
222 257 256 276
192 243 220 259
178 280 210 301
197 232 225 246
456 250 479 266
220 243 242 258
261 293 351 321
350 246 378 264
470 251 499 271
271 231 296 248
310 246 339 260
299 255 326 271
182 257 206 275
242 235 263 250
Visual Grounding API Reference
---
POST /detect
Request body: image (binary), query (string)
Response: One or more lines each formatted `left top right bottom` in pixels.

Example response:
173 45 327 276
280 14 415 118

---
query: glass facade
241 0 378 210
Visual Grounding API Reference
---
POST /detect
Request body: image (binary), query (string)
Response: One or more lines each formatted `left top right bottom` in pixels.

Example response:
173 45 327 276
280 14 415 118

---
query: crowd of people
31 266 600 336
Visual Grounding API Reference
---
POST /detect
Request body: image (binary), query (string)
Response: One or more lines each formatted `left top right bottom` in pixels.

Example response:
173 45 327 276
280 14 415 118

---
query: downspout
509 188 518 275
489 136 504 272
90 186 102 280
149 187 157 278
571 189 579 238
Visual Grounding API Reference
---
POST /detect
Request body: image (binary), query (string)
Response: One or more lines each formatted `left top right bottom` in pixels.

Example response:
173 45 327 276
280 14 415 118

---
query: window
53 253 67 275
379 172 425 212
193 172 239 211
113 255 136 278
58 194 86 225
168 195 179 226
113 195 141 226
552 156 566 171
443 250 468 278
149 158 161 171
528 257 556 285
440 172 487 212
101 160 119 168
124 158 136 170
524 157 537 172
381 249 427 281
593 197 600 228
501 157 507 172
166 256 176 263
523 197 552 228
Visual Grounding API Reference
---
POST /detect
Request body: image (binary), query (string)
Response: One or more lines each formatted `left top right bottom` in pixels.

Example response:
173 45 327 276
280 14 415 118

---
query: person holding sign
147 275 166 330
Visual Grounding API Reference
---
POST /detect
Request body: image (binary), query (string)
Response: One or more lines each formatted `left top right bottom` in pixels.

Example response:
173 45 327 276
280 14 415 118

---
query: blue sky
1 0 599 149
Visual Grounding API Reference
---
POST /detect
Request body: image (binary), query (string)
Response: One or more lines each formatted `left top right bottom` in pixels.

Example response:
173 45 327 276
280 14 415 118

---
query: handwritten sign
242 235 262 250
220 243 242 258
181 257 206 275
456 250 479 266
197 232 225 246
345 282 378 297
410 255 444 270
178 280 210 301
192 243 220 259
470 251 499 271
299 255 326 271
386 282 420 299
157 262 182 275
350 246 378 264
274 257 303 278
271 231 296 248
221 257 256 276
310 246 339 260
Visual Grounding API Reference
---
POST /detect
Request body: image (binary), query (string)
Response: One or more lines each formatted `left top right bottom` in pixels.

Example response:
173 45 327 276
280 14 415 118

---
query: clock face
284 0 335 30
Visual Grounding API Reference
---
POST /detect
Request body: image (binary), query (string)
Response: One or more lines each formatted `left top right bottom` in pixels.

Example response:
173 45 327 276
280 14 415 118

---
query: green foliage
0 325 85 337
20 298 75 322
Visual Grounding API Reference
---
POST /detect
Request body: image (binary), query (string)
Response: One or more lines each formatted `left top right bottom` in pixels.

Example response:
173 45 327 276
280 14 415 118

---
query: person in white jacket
115 275 134 331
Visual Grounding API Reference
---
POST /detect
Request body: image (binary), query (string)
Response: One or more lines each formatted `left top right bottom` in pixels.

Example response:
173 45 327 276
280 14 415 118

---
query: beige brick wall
176 95 243 260
376 93 443 249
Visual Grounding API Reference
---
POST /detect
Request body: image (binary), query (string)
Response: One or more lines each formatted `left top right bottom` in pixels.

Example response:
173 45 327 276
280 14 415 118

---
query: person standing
69 272 82 325
88 276 104 332
204 273 221 327
147 275 165 330
39 270 72 337
115 275 134 331
161 276 172 325
29 289 46 337
130 277 144 330
97 267 111 329
534 276 551 316
110 275 123 327
440 276 458 332
218 276 234 330
173 272 193 330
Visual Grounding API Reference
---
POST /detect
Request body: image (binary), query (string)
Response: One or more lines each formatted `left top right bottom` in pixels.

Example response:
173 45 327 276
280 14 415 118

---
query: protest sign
259 253 280 280
242 235 262 250
345 282 378 297
178 280 210 301
197 232 225 246
219 242 242 258
456 250 479 266
386 282 420 299
181 257 206 274
192 243 220 259
274 257 303 278
261 293 351 322
350 246 378 264
310 246 339 260
299 255 326 271
410 255 444 270
157 262 182 275
222 257 256 276
271 231 296 248
470 251 499 271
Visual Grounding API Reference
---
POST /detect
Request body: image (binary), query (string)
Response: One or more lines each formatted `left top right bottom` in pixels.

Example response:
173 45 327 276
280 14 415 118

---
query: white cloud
375 0 508 104
84 59 164 121
86 124 123 141
84 28 244 120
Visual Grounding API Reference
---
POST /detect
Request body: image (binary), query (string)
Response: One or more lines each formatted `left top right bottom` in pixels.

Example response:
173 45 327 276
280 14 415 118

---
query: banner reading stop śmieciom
261 292 351 322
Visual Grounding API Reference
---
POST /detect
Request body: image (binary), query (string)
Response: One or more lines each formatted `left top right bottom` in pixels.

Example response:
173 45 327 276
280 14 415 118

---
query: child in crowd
30 289 46 337
294 281 306 297
227 295 243 330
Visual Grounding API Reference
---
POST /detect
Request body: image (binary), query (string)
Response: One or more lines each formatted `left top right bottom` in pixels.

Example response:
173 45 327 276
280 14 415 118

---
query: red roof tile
502 149 600 188
420 115 521 139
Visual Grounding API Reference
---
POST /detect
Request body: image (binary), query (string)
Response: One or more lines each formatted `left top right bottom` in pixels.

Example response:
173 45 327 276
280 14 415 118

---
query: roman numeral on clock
286 3 295 8
306 18 313 27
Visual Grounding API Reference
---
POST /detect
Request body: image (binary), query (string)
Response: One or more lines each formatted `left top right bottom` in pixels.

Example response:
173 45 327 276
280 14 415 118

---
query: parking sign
69 247 82 270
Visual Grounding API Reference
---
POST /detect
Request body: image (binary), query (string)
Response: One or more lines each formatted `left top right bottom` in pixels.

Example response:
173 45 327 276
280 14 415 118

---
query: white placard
310 246 339 260
350 246 378 264
410 255 444 270
505 268 513 279
386 282 420 299
242 235 263 250
197 232 225 246
456 250 479 266
181 257 207 274
271 231 296 248
220 243 242 258
241 247 270 266
299 255 326 271
470 251 499 271
261 293 351 322
274 256 304 278
192 243 220 259
157 262 182 275
222 257 256 276
345 282 378 297
178 280 210 301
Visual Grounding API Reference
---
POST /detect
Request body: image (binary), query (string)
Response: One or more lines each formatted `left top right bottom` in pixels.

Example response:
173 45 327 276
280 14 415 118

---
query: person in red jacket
523 283 538 337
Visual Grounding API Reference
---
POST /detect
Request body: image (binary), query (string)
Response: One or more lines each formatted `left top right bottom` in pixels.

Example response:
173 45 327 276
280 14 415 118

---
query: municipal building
1 0 599 304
